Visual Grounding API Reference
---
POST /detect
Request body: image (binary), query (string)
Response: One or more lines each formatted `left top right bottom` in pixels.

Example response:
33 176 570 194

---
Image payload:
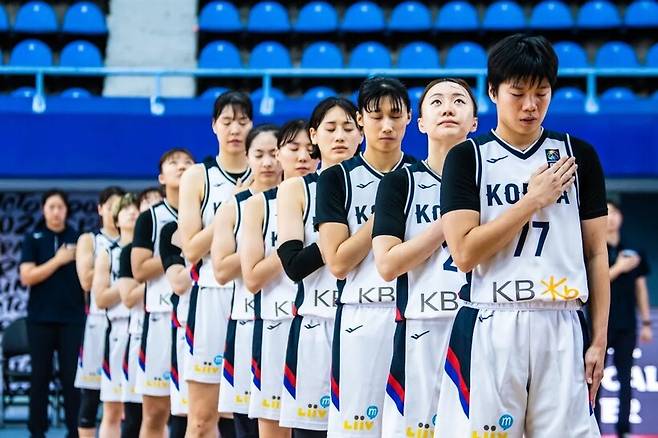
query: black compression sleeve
277 240 325 282
159 221 185 271
440 141 480 215
372 169 408 240
570 136 608 220
118 244 133 278
132 210 154 250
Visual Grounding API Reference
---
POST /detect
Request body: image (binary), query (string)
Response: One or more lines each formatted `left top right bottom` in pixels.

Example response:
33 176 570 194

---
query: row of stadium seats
0 1 106 34
198 0 658 33
1 39 103 66
197 40 658 69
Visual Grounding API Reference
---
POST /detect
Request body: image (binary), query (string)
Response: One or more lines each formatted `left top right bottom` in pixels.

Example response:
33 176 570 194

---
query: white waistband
463 300 583 311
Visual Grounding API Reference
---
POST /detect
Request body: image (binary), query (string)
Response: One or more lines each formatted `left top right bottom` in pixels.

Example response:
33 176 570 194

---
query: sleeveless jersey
144 200 178 313
255 188 296 320
88 231 118 315
315 152 416 305
106 243 129 321
229 189 256 321
197 157 252 287
294 172 339 319
466 130 589 305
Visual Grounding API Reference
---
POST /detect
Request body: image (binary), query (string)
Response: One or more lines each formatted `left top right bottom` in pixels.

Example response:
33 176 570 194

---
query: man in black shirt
595 200 652 437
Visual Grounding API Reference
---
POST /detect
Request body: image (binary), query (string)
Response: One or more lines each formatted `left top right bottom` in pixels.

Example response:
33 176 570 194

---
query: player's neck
250 179 276 193
119 231 134 246
217 152 248 173
45 221 65 233
607 231 621 246
362 147 403 173
494 124 543 151
164 187 180 210
101 226 120 239
427 137 461 175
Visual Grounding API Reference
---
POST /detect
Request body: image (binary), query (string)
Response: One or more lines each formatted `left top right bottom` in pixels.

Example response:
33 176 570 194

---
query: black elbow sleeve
277 239 324 282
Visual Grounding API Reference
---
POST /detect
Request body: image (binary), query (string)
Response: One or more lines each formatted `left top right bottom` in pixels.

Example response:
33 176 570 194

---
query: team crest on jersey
545 148 560 165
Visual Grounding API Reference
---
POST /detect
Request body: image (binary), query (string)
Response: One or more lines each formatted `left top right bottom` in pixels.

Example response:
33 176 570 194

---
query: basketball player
241 120 319 438
277 98 363 437
178 91 253 437
117 190 163 438
314 76 416 437
132 148 195 438
372 79 477 437
213 124 280 437
93 194 139 438
435 34 609 437
75 186 125 438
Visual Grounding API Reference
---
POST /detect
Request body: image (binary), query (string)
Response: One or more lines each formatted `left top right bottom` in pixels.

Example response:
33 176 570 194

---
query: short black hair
137 186 163 206
357 76 410 114
158 148 194 173
246 124 279 154
212 90 253 121
487 34 558 96
98 186 125 206
308 97 361 159
418 78 478 118
277 119 308 149
41 189 70 214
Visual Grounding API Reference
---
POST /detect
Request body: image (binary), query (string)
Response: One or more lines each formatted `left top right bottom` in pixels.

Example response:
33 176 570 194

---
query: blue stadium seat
553 41 589 68
251 87 286 101
348 42 391 68
646 42 658 67
9 39 53 67
445 42 487 68
14 1 58 33
436 1 478 31
595 41 639 68
63 2 107 35
61 87 92 98
303 86 337 101
529 1 573 29
247 2 290 33
341 2 385 32
0 5 9 33
199 41 242 68
552 87 585 110
12 87 36 98
577 0 621 28
397 42 440 69
652 90 658 100
199 1 242 32
625 0 658 28
600 87 636 101
295 1 338 33
60 40 103 67
249 41 291 68
389 2 431 32
301 42 343 68
482 1 525 30
200 87 229 99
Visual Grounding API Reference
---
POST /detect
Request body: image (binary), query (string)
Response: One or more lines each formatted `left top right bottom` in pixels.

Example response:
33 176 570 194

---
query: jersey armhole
200 163 211 219
565 133 581 207
341 164 351 213
471 139 482 190
302 177 312 226
403 168 414 218
149 208 157 244
233 198 241 237
261 193 269 238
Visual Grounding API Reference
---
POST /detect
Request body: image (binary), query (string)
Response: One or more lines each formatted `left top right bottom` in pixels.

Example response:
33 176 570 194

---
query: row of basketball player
74 33 610 438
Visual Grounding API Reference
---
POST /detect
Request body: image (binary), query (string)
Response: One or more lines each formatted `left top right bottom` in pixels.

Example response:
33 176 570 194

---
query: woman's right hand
54 245 76 266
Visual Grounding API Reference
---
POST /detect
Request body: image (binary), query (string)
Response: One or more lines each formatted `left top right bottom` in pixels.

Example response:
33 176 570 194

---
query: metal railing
1 66 657 115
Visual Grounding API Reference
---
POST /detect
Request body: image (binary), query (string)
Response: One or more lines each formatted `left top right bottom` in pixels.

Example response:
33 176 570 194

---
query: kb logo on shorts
194 360 220 375
343 406 379 432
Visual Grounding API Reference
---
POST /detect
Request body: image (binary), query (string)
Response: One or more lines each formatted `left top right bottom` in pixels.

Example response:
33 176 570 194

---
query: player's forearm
587 252 610 347
244 253 283 293
20 259 61 287
181 226 213 265
132 257 164 282
213 253 242 285
451 197 538 272
118 279 143 308
635 278 651 323
329 222 373 279
608 264 623 281
166 265 193 295
96 285 122 309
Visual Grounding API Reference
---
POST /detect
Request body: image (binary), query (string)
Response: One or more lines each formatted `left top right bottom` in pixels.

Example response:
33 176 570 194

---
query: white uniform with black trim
185 158 251 384
121 244 143 404
314 153 416 438
280 172 337 430
75 231 116 390
248 188 295 421
171 286 191 415
373 161 464 437
219 190 256 415
101 243 130 402
436 130 606 437
135 200 177 397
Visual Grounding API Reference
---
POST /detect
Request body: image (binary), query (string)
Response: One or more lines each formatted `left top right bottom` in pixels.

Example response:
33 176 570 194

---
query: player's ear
157 173 166 185
309 127 318 145
471 117 478 133
417 116 426 134
211 117 218 134
488 85 497 104
406 109 412 126
356 111 364 128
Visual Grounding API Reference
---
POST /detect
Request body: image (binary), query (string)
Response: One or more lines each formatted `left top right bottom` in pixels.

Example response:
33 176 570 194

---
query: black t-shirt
118 243 133 279
133 210 155 251
20 223 85 325
608 243 650 332
440 134 608 220
372 168 408 240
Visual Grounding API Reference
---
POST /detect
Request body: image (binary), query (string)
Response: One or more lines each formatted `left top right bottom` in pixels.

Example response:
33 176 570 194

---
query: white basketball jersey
88 231 118 315
198 157 252 287
295 172 339 319
256 188 296 320
144 201 178 313
333 153 415 305
467 130 589 305
230 189 256 321
396 161 464 319
106 243 130 321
